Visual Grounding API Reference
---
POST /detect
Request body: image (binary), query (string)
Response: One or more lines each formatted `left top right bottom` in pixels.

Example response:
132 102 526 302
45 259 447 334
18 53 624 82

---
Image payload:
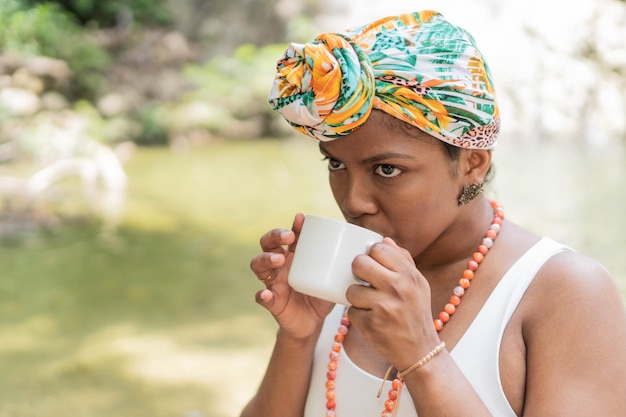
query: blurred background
0 0 624 416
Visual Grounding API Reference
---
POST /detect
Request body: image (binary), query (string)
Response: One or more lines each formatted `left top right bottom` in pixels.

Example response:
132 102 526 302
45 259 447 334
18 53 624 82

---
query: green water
0 138 624 417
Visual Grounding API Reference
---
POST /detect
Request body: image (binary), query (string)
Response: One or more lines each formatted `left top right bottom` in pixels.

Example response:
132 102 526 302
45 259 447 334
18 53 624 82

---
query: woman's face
319 111 466 260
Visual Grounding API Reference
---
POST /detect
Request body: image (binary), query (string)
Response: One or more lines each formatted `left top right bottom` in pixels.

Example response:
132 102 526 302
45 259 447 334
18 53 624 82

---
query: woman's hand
346 237 441 371
250 213 335 340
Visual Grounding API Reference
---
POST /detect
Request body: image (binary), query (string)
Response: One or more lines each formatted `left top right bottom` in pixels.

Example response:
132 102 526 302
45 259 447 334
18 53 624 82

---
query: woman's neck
413 197 495 276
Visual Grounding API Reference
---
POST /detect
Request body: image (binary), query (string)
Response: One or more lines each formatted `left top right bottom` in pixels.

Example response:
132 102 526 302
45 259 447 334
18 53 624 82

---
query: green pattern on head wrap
269 11 500 149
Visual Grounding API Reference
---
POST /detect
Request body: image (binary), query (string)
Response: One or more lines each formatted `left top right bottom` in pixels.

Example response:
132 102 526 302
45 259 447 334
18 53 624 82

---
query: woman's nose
339 175 377 220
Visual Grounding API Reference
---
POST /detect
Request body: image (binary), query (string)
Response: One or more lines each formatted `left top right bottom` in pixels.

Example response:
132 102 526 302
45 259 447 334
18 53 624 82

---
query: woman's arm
397 253 626 417
348 239 626 416
521 252 626 416
241 214 335 417
240 327 322 417
348 237 494 416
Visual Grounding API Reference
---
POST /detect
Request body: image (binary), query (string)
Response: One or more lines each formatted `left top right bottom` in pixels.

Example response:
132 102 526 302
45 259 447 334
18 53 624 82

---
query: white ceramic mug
287 215 383 305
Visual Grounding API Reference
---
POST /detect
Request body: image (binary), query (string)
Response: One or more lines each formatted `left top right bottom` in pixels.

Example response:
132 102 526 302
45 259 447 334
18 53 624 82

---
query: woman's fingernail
270 254 281 263
384 237 397 246
260 289 272 302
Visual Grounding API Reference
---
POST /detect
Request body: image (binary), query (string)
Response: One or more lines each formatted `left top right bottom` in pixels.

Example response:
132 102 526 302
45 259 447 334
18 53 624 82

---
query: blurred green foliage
0 0 111 99
26 0 172 27
175 43 289 138
0 0 308 146
135 104 170 146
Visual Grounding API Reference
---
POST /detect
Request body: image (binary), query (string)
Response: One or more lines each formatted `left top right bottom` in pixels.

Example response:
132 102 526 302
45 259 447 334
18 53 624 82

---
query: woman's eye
325 157 345 171
375 164 402 178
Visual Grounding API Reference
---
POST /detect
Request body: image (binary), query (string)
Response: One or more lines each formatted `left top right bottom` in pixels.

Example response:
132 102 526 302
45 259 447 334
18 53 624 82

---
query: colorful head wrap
268 11 500 149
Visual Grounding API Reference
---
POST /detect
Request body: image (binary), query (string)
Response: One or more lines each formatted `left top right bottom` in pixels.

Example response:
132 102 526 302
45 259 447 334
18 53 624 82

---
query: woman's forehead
318 116 443 159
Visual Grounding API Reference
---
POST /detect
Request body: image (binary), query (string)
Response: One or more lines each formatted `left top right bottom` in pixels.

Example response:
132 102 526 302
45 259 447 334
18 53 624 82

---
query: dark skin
243 110 626 417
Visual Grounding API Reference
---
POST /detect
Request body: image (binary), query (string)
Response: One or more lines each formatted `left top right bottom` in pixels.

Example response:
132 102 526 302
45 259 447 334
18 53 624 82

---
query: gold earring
457 183 484 206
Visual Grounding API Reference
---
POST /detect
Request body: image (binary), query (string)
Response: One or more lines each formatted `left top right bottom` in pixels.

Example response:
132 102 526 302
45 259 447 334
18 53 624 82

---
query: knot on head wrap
269 33 375 141
268 11 500 149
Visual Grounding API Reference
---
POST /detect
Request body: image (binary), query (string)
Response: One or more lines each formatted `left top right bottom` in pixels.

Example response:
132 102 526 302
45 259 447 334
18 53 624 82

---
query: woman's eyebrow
319 143 414 163
361 153 414 164
318 143 332 156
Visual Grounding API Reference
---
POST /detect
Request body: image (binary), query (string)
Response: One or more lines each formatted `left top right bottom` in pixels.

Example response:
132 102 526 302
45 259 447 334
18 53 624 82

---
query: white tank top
304 237 570 417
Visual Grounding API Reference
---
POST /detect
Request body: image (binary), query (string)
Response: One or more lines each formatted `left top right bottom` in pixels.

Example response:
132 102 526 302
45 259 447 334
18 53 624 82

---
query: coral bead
449 295 461 306
434 319 443 331
326 389 336 400
463 269 474 280
472 252 484 263
439 311 450 323
326 400 336 410
388 389 398 400
467 260 479 271
444 303 456 315
459 278 470 289
384 399 396 411
391 379 402 390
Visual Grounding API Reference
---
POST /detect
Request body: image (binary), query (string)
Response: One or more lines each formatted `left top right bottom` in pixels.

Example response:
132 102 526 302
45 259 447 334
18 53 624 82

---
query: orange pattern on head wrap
269 11 500 149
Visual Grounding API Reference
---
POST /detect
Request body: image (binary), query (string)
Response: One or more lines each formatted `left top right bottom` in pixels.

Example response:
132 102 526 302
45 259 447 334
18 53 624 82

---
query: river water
1 138 622 417
490 140 626 296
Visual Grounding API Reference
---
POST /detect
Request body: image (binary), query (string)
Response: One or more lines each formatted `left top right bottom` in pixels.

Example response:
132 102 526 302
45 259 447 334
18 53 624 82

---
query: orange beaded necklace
324 201 504 417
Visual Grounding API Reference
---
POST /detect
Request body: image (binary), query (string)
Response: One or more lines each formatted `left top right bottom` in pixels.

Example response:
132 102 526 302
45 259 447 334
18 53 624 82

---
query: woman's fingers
255 288 275 305
287 213 305 253
347 237 421 308
252 213 307 283
351 238 411 287
259 228 295 253
251 213 307 286
257 213 305 255
250 252 284 283
377 237 415 264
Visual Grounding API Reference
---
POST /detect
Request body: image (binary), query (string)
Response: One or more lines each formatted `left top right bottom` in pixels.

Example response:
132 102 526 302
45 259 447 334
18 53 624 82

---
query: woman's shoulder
540 247 611 279
533 248 618 304
521 243 624 332
498 221 615 292
527 225 613 284
496 221 622 320
500 233 626 415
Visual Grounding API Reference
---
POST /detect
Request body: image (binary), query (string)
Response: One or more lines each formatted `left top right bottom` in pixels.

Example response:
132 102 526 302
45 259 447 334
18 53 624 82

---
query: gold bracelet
397 341 446 378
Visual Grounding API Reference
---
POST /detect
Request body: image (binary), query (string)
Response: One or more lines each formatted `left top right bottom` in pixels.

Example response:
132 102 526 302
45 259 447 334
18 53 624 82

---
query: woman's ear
460 149 492 183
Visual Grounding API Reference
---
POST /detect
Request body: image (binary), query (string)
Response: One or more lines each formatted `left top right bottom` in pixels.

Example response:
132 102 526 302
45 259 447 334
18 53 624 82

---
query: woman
241 11 626 417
